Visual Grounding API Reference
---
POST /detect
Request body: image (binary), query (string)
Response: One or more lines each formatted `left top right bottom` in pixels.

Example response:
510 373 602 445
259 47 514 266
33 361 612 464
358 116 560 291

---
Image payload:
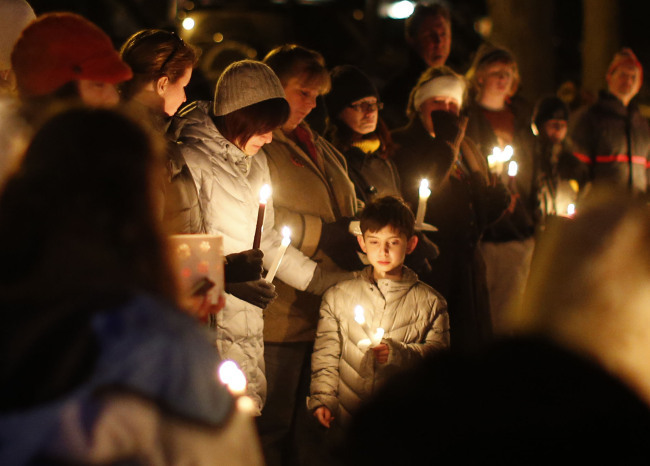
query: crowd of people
2 0 650 464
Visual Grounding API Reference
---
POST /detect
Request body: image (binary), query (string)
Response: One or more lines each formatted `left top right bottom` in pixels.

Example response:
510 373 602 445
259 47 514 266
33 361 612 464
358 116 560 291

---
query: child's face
357 225 418 280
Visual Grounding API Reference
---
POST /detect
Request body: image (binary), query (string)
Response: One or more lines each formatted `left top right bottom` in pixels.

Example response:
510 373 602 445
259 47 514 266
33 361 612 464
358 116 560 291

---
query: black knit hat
326 65 379 119
532 95 569 131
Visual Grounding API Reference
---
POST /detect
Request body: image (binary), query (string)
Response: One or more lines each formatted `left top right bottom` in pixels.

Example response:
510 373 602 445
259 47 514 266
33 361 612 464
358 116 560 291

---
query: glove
225 249 263 283
226 279 277 309
319 217 365 271
430 110 467 155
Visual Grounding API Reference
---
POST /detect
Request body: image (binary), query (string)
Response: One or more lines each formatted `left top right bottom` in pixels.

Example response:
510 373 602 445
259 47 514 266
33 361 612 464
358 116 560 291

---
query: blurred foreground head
506 189 650 404
0 106 174 304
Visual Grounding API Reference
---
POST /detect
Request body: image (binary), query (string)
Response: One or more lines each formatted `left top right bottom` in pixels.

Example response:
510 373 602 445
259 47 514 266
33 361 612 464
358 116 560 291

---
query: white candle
415 179 431 226
218 360 247 396
265 226 291 283
508 160 518 177
253 184 272 249
370 327 385 347
567 203 575 217
354 305 372 337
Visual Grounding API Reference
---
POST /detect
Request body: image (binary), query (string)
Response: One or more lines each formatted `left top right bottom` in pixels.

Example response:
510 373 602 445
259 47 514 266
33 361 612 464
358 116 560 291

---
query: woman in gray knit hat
170 60 352 414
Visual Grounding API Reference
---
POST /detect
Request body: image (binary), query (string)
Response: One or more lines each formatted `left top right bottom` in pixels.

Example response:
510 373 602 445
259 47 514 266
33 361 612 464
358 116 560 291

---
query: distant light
182 17 195 31
382 1 415 20
213 32 224 43
353 9 364 21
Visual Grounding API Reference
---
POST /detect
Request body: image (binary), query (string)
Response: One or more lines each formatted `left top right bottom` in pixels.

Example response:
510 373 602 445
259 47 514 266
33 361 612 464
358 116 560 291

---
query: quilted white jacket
308 266 449 423
173 101 317 413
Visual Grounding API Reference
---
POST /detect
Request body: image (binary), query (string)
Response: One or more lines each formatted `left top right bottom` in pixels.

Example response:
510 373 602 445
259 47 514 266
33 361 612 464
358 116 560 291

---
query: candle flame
281 226 291 246
419 178 431 197
567 203 575 216
354 305 365 325
218 360 247 395
259 184 272 204
373 327 384 342
488 146 514 167
508 160 518 177
503 145 514 159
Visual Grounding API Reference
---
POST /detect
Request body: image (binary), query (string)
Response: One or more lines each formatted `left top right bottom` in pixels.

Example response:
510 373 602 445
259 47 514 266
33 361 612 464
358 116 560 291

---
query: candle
253 184 271 249
354 305 372 336
415 179 431 226
265 226 291 283
370 327 385 347
508 160 518 190
567 203 575 217
218 360 247 396
488 145 514 171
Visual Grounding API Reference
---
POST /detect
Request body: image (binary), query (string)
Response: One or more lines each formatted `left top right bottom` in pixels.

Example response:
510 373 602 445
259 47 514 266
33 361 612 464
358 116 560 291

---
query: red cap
607 47 643 84
11 12 132 97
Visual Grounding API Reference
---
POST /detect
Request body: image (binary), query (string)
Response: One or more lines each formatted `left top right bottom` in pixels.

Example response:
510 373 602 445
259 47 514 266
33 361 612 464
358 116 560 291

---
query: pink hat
607 47 643 84
11 12 132 97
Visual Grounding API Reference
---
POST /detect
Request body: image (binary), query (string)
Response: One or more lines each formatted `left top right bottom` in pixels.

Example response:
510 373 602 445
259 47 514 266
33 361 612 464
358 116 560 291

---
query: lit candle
415 179 431 226
253 184 271 249
265 226 291 283
508 160 518 190
354 305 372 336
567 203 575 217
218 360 247 396
370 327 385 347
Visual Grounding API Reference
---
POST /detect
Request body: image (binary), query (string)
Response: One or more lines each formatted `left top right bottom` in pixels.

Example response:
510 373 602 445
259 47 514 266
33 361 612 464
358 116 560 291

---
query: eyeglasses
158 32 184 75
348 101 384 113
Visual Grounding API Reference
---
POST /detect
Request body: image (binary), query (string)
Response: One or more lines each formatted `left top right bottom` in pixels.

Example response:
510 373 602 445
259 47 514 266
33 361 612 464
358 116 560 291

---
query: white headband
413 75 466 111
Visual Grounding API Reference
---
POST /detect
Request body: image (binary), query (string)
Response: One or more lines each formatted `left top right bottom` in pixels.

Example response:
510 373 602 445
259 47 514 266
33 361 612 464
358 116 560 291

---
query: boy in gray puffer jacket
308 196 450 427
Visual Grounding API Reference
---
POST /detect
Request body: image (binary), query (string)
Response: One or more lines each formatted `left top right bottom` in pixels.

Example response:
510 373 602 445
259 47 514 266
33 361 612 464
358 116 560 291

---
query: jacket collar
360 264 419 299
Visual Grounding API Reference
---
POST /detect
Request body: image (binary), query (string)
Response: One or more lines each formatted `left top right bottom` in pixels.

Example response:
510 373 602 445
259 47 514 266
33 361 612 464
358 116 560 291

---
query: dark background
25 0 650 113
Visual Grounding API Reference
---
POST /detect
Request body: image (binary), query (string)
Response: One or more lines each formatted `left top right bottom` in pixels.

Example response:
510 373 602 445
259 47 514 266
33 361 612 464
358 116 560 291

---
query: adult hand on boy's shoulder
314 406 334 428
372 343 389 364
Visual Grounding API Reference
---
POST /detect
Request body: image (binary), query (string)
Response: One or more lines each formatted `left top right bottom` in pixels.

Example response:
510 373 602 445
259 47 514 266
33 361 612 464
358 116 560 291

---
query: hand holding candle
253 184 271 249
415 178 431 226
265 226 291 283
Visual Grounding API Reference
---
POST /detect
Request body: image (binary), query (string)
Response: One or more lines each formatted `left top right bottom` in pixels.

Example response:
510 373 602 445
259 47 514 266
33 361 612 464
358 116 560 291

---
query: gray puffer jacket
308 266 449 423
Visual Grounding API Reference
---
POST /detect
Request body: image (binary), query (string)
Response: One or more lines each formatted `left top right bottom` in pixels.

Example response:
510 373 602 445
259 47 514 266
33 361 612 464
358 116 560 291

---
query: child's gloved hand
314 406 334 428
372 343 389 364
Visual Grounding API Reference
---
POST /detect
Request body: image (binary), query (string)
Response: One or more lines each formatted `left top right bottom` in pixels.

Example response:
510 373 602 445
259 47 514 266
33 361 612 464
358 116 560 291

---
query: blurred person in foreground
0 107 262 465
344 188 650 465
0 0 35 96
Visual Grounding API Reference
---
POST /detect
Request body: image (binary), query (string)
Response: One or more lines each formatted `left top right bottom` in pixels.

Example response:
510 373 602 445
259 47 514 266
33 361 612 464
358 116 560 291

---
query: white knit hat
213 60 286 116
0 0 35 70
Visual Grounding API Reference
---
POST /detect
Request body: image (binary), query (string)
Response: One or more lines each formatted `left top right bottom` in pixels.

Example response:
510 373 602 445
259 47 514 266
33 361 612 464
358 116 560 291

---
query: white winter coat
173 101 317 413
308 266 449 423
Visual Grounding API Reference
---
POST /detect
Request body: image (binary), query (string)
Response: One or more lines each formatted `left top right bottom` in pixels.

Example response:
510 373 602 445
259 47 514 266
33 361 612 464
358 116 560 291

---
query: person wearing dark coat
392 66 509 352
381 3 452 130
570 48 650 197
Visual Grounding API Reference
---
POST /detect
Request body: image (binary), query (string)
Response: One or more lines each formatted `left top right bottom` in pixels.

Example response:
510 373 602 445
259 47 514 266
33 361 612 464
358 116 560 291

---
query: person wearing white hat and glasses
171 60 353 414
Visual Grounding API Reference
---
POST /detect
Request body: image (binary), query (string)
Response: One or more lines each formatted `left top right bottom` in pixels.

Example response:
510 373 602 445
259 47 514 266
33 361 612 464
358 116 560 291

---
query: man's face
282 75 322 132
409 14 451 67
607 64 641 105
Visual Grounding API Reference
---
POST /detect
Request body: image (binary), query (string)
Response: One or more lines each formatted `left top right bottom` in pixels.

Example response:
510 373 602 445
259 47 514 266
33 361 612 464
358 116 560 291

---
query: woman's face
282 75 321 132
338 96 379 135
418 95 460 136
159 66 192 116
479 62 515 100
242 131 274 156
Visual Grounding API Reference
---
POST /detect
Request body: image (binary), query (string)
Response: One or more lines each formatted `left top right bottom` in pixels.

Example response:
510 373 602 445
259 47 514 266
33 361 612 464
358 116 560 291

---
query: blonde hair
465 43 520 99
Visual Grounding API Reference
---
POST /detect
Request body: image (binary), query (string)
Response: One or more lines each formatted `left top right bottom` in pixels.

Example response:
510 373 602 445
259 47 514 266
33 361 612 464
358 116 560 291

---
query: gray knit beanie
213 59 286 116
0 0 35 70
